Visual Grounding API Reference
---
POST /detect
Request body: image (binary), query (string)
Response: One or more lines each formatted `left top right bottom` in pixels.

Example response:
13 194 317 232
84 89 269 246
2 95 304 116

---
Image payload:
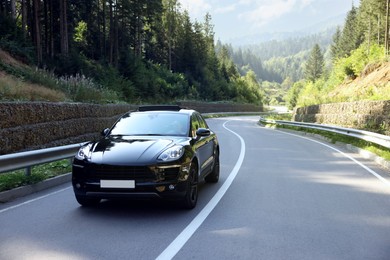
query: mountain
228 12 347 47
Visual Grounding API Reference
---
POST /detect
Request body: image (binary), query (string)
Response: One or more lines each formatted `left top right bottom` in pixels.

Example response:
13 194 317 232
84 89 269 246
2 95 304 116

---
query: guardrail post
25 166 32 176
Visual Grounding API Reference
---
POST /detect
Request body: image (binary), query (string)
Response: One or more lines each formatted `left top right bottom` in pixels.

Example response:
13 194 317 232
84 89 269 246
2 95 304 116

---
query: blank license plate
100 180 135 189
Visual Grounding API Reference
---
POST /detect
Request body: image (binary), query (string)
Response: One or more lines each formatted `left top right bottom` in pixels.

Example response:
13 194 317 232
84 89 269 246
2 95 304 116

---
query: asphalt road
1 116 390 260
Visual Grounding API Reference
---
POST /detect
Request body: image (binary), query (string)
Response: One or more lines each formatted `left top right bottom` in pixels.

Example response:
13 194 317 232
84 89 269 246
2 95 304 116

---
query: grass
0 159 71 192
0 61 122 104
262 113 293 121
0 73 67 102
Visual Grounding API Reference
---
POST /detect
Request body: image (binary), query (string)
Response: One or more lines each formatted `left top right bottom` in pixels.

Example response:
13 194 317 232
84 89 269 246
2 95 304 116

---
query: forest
1 0 389 109
287 0 390 109
226 0 390 108
226 28 336 83
0 0 263 105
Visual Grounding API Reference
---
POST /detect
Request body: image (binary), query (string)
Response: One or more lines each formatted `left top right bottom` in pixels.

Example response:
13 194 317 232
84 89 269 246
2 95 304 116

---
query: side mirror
101 128 110 136
196 128 211 137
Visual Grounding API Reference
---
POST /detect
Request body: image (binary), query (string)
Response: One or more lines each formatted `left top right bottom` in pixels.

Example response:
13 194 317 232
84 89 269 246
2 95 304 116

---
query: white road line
0 187 71 214
278 130 390 187
156 121 246 260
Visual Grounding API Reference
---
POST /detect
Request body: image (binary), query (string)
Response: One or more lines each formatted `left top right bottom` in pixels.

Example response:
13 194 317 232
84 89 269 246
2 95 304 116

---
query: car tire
205 151 219 183
75 195 101 207
181 164 198 209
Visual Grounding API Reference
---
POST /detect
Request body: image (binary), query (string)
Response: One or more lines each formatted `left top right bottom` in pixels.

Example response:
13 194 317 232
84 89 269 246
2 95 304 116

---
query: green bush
58 74 121 103
296 79 324 107
333 43 385 80
286 81 305 109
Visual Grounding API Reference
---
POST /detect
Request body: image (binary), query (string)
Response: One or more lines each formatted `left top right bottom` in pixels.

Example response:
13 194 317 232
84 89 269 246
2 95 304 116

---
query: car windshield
110 112 190 137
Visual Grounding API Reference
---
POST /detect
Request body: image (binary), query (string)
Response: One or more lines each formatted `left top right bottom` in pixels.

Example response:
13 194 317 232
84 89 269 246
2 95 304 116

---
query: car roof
135 105 195 115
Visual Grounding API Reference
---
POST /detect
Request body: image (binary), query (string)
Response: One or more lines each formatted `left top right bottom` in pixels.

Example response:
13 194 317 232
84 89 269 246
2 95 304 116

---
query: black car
72 105 219 209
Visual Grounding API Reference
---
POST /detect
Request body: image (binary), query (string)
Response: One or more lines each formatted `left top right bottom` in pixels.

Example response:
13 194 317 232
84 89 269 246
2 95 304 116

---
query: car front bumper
72 160 191 200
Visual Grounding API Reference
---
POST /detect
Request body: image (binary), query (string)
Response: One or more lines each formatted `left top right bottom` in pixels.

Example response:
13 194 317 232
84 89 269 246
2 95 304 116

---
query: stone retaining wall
293 100 390 135
0 102 137 155
0 101 262 155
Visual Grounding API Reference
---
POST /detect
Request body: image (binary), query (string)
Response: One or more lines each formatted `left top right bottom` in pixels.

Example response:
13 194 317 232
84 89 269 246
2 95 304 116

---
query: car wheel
205 151 219 183
75 195 101 207
181 164 198 209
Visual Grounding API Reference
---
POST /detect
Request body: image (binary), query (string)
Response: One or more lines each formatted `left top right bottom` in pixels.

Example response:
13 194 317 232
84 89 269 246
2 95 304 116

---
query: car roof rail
137 105 182 112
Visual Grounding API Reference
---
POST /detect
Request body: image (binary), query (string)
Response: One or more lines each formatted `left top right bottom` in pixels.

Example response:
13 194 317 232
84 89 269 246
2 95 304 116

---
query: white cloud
238 0 253 5
179 0 212 18
300 0 314 9
215 4 237 14
239 0 311 28
178 0 344 40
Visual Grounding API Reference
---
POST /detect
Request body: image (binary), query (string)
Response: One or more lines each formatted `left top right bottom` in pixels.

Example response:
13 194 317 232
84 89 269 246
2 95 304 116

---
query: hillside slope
328 62 390 102
0 49 29 68
1 49 389 104
0 49 68 102
348 62 390 86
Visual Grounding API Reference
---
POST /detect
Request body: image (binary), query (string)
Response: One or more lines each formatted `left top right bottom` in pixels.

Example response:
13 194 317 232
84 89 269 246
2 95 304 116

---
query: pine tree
358 0 388 51
338 5 363 58
330 26 342 60
304 44 324 82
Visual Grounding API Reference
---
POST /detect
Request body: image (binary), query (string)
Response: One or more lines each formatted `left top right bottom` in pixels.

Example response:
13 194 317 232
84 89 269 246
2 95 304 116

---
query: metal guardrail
0 143 85 175
259 117 390 149
0 112 264 176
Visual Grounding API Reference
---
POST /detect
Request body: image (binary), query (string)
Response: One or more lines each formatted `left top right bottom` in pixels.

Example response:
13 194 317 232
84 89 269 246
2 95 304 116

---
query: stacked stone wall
0 102 136 155
293 100 390 135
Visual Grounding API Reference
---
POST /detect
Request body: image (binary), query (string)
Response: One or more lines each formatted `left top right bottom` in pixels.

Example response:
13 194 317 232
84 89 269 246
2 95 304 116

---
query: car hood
87 136 188 165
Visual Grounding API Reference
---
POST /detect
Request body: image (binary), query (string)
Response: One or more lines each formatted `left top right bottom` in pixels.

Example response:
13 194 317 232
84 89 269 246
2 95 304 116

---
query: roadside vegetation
286 0 390 110
287 44 390 109
0 160 71 192
0 72 67 102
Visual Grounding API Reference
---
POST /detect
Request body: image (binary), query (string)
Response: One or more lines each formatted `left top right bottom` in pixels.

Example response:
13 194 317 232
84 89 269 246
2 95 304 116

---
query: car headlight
158 145 184 162
75 144 92 160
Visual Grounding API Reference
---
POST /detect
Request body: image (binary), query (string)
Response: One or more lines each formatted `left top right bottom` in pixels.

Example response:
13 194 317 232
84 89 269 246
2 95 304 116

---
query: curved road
1 116 390 260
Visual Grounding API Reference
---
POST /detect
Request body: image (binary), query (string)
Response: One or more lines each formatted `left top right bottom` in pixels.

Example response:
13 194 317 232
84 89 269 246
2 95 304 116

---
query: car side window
196 113 208 129
191 114 200 138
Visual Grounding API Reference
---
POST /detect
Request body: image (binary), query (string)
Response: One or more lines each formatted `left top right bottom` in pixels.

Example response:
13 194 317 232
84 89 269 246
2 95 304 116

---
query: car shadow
71 184 210 220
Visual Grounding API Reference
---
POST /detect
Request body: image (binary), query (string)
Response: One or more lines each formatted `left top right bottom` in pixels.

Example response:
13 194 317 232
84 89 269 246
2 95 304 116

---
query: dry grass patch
0 73 67 102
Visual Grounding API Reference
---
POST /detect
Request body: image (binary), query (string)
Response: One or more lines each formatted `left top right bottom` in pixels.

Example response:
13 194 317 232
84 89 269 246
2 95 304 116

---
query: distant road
1 116 389 260
268 105 289 113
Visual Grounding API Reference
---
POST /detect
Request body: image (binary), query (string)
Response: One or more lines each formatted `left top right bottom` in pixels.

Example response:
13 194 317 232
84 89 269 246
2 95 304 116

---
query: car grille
88 165 180 182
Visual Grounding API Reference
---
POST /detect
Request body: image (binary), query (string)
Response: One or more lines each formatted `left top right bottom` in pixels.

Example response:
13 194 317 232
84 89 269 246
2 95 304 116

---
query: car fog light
168 184 175 190
156 186 166 192
76 183 81 189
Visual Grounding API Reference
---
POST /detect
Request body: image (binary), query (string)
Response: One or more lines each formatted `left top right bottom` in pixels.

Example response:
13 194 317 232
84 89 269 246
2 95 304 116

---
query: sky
178 0 355 42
